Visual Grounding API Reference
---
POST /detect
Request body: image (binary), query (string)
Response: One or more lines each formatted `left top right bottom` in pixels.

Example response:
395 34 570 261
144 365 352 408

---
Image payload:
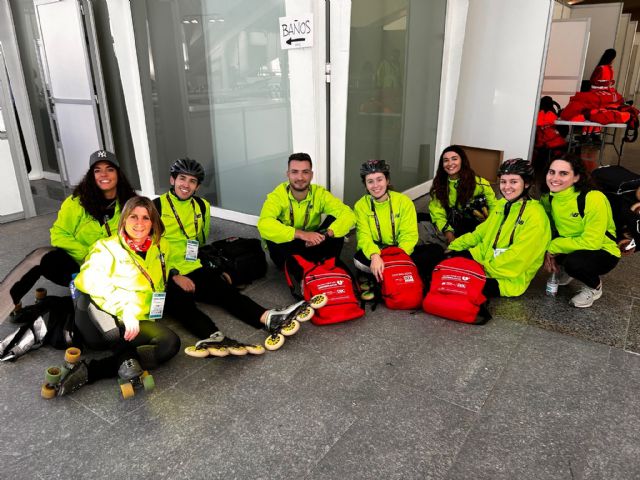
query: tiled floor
0 144 638 479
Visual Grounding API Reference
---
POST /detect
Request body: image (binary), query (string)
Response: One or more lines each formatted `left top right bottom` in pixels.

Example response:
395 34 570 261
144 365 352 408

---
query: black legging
164 266 265 338
556 249 619 289
74 295 180 382
10 248 78 305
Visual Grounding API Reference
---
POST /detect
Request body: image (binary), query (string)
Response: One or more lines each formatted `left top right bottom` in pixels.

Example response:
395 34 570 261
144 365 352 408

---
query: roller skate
184 331 265 358
1 316 47 362
263 294 328 351
117 358 155 400
41 347 84 398
8 288 47 324
358 277 376 302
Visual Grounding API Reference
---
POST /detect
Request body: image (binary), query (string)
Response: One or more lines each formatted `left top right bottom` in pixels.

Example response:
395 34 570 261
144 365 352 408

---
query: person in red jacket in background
590 49 617 92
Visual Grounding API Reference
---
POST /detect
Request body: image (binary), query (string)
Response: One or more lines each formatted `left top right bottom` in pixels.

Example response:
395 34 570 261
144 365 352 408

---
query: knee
562 254 582 275
157 329 181 363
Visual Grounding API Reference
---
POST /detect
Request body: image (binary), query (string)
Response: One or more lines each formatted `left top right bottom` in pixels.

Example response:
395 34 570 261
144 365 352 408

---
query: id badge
493 248 507 258
149 292 166 319
185 239 199 261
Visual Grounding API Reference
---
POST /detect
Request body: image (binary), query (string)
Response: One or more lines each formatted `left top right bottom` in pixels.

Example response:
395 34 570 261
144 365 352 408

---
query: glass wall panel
343 0 446 205
132 0 292 215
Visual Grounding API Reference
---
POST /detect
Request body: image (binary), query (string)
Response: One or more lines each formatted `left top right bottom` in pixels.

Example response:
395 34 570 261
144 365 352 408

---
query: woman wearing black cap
5 150 136 315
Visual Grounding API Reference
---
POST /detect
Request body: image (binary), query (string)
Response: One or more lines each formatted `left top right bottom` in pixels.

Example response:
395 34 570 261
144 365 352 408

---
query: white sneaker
556 267 573 286
570 284 603 308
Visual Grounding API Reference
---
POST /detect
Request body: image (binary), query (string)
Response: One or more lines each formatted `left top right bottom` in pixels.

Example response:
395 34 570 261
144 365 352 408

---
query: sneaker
556 268 574 286
570 284 603 308
264 300 305 332
58 360 89 396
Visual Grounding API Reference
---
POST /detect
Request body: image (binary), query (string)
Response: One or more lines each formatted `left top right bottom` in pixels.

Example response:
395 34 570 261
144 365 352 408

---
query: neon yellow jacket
154 192 210 275
50 195 121 264
258 182 355 243
74 236 171 321
354 191 418 259
428 176 497 233
449 198 551 297
540 187 620 258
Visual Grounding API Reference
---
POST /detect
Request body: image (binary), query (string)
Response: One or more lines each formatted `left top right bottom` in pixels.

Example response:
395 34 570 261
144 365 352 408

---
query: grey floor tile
309 382 477 480
623 300 640 353
445 327 610 480
580 349 640 480
392 314 525 411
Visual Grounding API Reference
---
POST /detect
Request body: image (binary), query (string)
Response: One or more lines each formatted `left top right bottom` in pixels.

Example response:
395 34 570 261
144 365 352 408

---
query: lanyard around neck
166 193 202 243
286 185 311 230
492 199 528 249
370 195 396 246
123 240 167 292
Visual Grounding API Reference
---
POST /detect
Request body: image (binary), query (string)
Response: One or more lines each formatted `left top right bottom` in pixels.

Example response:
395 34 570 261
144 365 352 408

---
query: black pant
353 244 444 286
164 266 265 339
74 302 181 383
556 249 619 289
10 248 78 305
265 216 345 271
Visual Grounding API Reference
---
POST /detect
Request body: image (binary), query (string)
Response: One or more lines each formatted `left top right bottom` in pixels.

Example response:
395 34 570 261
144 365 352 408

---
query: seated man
153 158 312 356
257 152 355 275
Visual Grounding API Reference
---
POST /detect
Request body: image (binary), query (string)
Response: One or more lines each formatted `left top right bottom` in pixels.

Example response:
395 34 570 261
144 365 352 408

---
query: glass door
132 0 324 218
342 0 447 205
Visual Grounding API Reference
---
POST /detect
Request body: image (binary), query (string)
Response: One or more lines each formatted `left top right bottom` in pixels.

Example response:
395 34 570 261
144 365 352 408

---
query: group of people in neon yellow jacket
4 146 624 397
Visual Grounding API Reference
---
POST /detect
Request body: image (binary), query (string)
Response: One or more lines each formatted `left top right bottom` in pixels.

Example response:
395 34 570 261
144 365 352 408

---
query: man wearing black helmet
154 158 321 356
258 152 355 274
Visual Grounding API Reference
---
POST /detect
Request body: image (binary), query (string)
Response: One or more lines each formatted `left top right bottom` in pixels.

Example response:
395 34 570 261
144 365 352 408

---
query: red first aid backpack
422 257 491 324
285 255 365 325
379 247 424 310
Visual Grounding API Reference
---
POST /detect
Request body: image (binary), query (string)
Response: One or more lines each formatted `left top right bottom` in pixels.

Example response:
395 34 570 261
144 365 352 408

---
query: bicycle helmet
497 158 534 184
170 158 205 183
360 160 390 181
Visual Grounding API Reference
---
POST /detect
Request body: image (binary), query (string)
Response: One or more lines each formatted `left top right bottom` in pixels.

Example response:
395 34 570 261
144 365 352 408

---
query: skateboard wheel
361 290 375 301
41 383 57 399
142 372 155 392
64 347 81 364
226 345 248 356
35 288 47 301
120 382 135 399
296 306 314 322
184 346 209 358
310 294 328 309
245 344 266 355
207 345 230 357
45 366 62 385
281 319 300 336
264 333 285 351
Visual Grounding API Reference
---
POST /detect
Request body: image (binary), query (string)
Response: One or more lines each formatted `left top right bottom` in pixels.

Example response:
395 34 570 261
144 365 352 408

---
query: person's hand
370 254 385 282
444 231 456 245
296 230 326 247
544 252 558 273
630 201 640 215
173 274 195 293
122 314 140 342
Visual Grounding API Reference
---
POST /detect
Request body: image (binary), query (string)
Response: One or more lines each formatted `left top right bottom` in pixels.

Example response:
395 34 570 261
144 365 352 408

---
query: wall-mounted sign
279 13 313 50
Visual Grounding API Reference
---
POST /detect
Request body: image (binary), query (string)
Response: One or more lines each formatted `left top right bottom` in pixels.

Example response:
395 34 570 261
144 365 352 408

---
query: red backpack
379 247 424 310
285 255 365 325
422 257 491 324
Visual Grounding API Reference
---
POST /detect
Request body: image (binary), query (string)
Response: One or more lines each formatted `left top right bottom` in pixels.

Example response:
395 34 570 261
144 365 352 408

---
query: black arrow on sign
286 37 304 45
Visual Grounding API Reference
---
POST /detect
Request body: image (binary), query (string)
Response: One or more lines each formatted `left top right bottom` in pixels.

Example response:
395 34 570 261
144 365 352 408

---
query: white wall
570 3 623 81
450 0 552 161
0 110 24 218
618 19 637 95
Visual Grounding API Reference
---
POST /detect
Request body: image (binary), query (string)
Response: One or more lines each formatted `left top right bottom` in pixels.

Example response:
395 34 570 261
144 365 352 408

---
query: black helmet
360 159 390 180
170 158 205 183
497 158 534 183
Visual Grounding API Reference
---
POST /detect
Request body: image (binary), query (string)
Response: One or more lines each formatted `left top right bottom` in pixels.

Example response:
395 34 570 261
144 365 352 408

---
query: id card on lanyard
166 193 202 260
127 247 167 320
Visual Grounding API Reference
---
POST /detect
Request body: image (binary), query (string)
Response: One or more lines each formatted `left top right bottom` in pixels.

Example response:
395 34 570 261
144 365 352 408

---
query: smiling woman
3 150 136 318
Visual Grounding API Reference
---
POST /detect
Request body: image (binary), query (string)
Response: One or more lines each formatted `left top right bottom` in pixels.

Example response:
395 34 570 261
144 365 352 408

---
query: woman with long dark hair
541 154 620 308
7 150 136 314
428 145 497 245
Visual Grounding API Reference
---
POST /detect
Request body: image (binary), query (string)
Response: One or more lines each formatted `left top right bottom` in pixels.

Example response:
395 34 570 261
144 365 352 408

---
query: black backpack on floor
199 237 267 286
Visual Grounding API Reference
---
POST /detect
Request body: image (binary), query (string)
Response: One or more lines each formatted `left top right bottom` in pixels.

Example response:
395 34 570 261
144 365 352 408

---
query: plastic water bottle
545 272 558 297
